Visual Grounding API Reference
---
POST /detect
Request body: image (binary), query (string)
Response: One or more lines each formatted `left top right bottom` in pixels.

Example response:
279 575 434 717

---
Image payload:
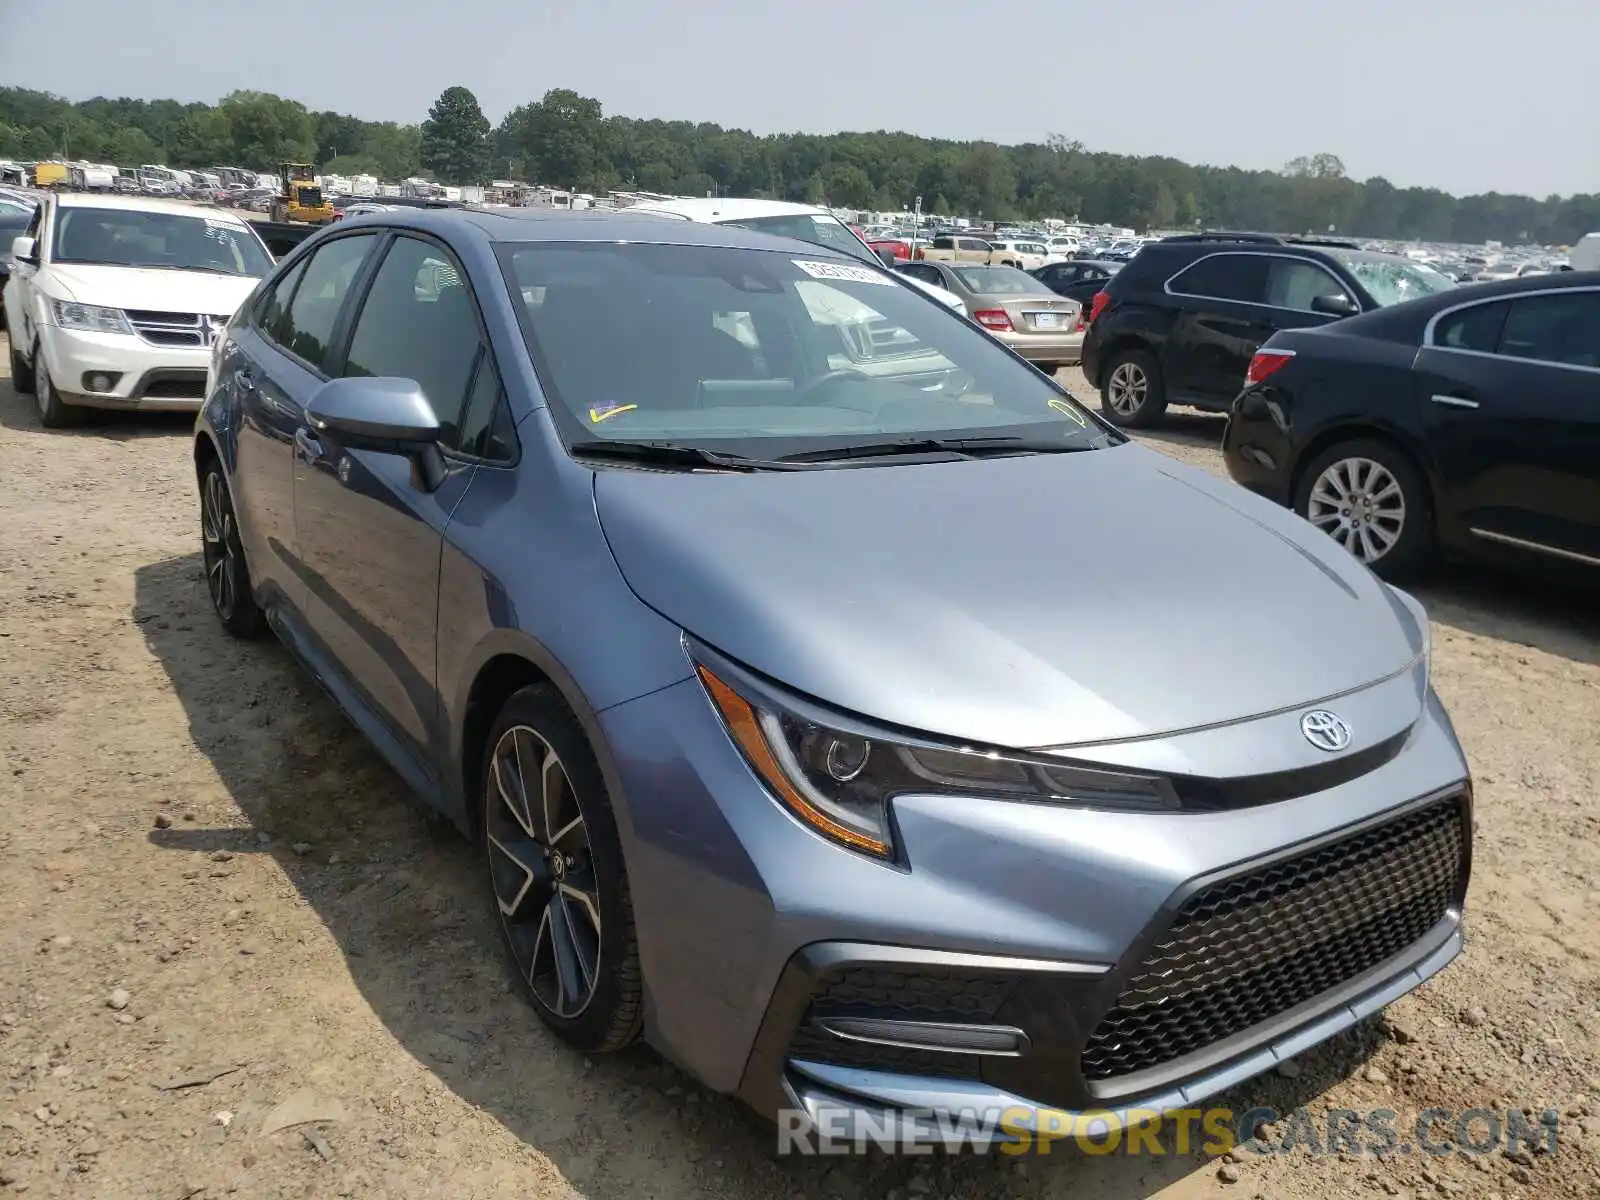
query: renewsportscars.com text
778 1104 1562 1157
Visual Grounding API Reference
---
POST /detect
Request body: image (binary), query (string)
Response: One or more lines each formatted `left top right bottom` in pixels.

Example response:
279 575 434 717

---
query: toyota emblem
1300 710 1351 752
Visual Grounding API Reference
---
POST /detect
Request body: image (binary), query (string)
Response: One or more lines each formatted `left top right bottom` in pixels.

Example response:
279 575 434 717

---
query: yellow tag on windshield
589 403 637 424
1049 398 1087 427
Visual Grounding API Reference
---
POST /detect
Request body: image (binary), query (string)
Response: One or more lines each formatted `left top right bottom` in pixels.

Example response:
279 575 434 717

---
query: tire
481 684 642 1055
199 458 264 638
1293 438 1434 580
1099 346 1168 429
8 339 34 395
34 355 84 428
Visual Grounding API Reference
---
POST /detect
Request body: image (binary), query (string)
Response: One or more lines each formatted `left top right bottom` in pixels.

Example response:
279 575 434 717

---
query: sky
1 0 1594 199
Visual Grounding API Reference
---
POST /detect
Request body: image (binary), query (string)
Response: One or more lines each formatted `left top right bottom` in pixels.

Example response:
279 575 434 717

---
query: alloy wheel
1106 362 1148 416
1306 456 1406 564
486 725 602 1019
201 472 238 619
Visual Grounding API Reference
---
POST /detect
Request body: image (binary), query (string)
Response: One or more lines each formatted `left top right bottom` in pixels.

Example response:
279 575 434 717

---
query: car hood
44 265 260 314
593 444 1421 749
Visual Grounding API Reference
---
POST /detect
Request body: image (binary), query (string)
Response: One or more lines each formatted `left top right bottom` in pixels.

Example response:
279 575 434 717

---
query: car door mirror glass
1310 292 1359 318
11 235 36 264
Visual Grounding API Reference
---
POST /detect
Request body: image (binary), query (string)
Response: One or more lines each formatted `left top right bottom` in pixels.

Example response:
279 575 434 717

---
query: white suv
4 193 273 426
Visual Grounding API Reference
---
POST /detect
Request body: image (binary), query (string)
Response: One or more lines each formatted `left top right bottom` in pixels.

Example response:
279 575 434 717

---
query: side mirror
1310 292 1359 318
11 235 37 264
305 377 447 491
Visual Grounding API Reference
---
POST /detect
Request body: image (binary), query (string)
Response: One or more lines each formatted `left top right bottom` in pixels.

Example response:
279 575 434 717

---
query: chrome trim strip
1469 527 1600 568
1162 250 1355 314
1428 393 1479 409
816 1017 1029 1058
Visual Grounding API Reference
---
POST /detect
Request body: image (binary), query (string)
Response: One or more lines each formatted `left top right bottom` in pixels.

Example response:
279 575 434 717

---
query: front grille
139 372 207 399
127 311 229 349
787 965 1016 1080
1081 797 1466 1082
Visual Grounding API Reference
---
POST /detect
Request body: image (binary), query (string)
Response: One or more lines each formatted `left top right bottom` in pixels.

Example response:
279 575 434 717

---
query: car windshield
951 266 1055 295
499 241 1112 460
1326 252 1457 307
51 207 272 276
714 213 878 266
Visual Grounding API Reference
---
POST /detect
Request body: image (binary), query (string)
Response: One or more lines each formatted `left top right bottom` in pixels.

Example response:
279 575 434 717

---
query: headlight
52 299 134 336
693 654 1178 862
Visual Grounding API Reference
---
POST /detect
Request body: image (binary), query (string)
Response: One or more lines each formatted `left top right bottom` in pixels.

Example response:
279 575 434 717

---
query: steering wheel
797 368 872 401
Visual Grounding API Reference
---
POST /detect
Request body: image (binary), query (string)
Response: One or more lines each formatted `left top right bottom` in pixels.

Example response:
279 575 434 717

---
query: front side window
499 242 1114 460
343 236 483 445
1432 301 1509 354
716 213 876 265
50 207 272 276
1264 259 1353 312
280 234 377 371
1167 253 1269 304
1499 292 1600 369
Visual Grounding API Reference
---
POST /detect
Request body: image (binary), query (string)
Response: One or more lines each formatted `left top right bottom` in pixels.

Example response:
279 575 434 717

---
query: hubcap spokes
1107 363 1147 415
1307 457 1406 563
202 474 236 616
486 725 601 1019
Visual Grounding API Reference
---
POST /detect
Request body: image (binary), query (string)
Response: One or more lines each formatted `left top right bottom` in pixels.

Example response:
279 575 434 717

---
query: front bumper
599 667 1472 1126
37 324 210 411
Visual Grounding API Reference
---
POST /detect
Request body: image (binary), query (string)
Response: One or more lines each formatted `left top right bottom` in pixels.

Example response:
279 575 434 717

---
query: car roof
52 193 252 225
621 197 835 223
333 205 862 259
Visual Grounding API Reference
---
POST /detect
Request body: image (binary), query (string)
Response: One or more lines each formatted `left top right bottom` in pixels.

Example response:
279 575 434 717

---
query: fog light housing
81 371 122 393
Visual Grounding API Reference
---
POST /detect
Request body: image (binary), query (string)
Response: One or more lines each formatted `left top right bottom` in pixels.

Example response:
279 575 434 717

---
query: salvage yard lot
1 338 1598 1200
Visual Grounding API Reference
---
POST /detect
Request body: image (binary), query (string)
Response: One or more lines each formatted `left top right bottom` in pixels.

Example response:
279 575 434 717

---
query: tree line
3 84 1595 246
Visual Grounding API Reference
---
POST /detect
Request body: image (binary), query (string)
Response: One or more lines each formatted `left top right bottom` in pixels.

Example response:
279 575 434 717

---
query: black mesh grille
787 965 1016 1079
1081 797 1466 1082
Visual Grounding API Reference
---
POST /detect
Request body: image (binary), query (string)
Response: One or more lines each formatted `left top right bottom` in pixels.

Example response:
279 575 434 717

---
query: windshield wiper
567 439 807 472
778 435 1104 463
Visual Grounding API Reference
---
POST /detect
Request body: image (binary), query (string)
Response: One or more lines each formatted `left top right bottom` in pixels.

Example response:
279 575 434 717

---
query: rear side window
1168 253 1270 305
1433 300 1509 354
280 234 378 371
255 258 308 345
1499 292 1600 369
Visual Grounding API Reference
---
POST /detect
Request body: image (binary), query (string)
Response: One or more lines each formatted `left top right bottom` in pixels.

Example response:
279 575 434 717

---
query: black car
1031 258 1123 307
1079 232 1458 428
1223 271 1600 580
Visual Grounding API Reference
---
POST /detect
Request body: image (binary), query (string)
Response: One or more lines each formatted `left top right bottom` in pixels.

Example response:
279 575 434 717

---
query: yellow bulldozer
269 162 335 225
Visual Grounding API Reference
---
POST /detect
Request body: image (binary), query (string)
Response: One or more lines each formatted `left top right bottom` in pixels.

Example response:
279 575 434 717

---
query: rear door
1415 287 1600 564
226 232 381 622
291 232 494 772
1162 251 1276 402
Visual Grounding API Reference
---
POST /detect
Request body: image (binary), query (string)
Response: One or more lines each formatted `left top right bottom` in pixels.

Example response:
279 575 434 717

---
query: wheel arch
452 633 638 847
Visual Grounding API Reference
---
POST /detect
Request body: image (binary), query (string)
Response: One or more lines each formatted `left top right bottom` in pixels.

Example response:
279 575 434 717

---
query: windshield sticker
1049 398 1088 427
792 259 895 286
588 402 637 424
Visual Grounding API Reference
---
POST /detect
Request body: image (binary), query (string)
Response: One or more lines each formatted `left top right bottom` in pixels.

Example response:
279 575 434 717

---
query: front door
1416 288 1600 564
292 233 491 770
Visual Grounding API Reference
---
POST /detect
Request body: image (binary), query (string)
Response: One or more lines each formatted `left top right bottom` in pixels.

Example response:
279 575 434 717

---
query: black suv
1079 232 1458 428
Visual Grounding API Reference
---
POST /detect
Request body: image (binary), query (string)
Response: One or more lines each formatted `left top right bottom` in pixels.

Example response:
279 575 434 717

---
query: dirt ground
2 340 1599 1200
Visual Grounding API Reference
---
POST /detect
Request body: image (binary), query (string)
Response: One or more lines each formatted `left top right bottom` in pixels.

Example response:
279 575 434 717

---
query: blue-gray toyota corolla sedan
194 207 1470 1143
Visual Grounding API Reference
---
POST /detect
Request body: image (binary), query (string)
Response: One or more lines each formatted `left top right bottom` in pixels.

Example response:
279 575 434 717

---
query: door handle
293 427 323 464
1429 394 1480 410
234 367 256 393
